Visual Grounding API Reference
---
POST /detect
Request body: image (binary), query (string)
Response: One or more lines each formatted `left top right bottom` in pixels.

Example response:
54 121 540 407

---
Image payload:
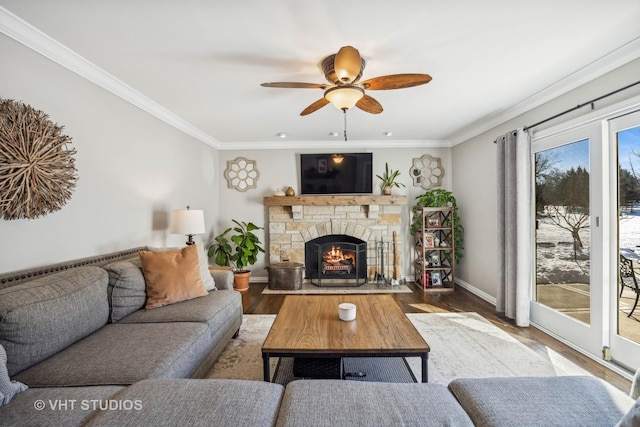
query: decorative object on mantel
169 206 205 246
273 188 285 196
285 186 295 196
224 157 259 192
410 154 444 190
376 162 406 195
0 99 77 220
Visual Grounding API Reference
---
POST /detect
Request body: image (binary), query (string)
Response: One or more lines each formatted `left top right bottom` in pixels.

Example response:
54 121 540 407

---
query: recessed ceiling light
329 132 339 137
277 133 287 138
384 131 393 137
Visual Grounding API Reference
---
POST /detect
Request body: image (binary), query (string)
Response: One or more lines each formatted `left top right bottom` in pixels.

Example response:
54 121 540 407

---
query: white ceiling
2 0 640 149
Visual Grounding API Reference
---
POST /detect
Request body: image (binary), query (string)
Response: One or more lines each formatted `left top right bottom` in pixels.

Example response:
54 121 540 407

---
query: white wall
453 57 640 301
217 147 452 280
0 35 220 272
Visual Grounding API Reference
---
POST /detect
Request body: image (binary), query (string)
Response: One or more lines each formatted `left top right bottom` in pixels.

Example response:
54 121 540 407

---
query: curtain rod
523 79 640 131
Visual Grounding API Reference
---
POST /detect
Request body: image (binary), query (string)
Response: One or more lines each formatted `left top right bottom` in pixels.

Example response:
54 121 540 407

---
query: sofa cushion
14 322 212 387
83 379 284 427
119 289 241 327
0 344 27 406
0 266 109 376
0 385 123 427
139 245 208 309
275 380 473 427
449 376 634 427
104 259 147 323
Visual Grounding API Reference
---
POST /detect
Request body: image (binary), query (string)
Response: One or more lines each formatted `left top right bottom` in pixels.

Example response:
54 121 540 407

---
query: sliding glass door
608 111 640 370
530 105 640 373
531 125 604 356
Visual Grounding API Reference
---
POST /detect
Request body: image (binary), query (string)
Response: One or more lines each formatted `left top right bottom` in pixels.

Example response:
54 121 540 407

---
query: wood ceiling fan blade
334 46 362 83
359 74 432 90
356 95 383 114
300 98 330 116
261 82 328 89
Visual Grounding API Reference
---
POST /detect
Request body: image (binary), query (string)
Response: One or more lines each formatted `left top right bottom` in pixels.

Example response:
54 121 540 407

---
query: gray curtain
496 128 532 327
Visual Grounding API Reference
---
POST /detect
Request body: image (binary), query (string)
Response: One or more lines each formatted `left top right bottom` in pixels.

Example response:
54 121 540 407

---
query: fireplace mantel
263 195 407 207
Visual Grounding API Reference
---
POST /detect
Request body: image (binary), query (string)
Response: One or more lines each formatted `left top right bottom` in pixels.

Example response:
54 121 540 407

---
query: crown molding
215 139 451 151
448 36 640 146
0 6 222 149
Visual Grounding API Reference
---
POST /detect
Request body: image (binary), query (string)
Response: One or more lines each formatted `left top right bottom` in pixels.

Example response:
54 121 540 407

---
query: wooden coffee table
261 294 430 382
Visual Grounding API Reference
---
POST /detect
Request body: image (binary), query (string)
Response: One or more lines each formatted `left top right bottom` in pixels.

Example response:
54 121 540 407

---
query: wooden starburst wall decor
0 99 78 220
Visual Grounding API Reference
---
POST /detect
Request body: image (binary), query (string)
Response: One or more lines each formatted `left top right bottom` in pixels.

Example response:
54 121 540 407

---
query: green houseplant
376 162 406 195
208 220 264 291
411 189 464 263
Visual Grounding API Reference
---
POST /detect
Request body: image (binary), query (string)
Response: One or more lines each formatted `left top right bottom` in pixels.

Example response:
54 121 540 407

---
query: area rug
205 312 590 385
261 282 412 295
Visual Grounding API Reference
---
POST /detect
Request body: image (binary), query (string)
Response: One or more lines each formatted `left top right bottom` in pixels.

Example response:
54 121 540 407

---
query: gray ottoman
83 379 284 427
275 380 473 426
448 376 633 427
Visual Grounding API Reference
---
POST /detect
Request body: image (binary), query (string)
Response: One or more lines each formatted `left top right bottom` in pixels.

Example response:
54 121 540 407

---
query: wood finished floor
240 281 632 394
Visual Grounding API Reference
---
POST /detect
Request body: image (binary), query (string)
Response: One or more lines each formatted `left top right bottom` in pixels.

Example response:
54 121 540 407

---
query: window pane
617 125 640 343
535 139 590 324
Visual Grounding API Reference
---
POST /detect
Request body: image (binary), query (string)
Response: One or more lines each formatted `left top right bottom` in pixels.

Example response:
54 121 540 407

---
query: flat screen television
300 153 372 194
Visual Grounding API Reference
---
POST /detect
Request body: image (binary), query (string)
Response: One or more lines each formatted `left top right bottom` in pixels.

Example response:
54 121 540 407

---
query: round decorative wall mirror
411 154 444 189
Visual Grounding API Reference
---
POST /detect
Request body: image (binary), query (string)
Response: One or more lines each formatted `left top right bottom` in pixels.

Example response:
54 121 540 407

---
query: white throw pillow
0 344 28 406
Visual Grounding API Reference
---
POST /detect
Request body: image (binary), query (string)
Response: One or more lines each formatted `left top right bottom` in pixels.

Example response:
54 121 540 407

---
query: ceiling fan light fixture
324 86 364 111
335 46 362 83
332 154 344 164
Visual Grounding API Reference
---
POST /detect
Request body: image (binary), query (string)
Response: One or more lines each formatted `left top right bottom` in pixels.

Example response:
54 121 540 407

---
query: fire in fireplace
322 245 355 274
305 235 367 287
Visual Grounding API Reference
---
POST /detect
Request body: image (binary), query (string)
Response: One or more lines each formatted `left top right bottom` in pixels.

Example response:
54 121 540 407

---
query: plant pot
382 185 392 195
233 270 251 291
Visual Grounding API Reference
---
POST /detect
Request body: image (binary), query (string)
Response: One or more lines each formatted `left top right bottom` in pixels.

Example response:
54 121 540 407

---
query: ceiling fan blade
356 95 383 114
334 46 362 83
359 74 432 90
261 82 328 89
300 98 330 116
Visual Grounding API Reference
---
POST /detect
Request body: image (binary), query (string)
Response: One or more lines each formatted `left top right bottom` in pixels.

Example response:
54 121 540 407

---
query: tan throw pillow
146 244 216 291
139 245 208 309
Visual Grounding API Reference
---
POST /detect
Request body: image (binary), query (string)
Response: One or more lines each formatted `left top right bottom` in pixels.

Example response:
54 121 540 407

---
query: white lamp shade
325 86 364 110
170 208 205 235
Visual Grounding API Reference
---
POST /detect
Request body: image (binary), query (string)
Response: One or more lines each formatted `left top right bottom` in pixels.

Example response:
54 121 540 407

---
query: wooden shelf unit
414 207 455 293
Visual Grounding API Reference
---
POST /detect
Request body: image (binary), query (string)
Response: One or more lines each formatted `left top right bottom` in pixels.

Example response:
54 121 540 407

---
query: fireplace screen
306 235 367 287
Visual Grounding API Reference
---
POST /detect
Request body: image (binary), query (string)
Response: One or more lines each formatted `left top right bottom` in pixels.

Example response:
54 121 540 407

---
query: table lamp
170 206 205 245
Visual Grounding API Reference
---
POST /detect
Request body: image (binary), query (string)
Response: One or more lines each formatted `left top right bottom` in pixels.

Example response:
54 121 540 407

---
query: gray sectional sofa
0 248 637 426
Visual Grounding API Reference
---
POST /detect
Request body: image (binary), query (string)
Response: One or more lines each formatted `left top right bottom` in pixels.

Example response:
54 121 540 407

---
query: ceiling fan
261 46 432 116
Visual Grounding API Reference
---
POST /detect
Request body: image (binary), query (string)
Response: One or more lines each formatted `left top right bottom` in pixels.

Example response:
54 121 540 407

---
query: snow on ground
536 210 640 285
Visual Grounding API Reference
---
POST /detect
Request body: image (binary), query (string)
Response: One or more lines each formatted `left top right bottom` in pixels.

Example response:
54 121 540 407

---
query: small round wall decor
224 157 259 192
0 99 78 220
411 154 444 189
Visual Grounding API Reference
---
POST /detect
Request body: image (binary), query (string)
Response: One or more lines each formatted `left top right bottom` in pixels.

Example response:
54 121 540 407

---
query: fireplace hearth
306 235 367 287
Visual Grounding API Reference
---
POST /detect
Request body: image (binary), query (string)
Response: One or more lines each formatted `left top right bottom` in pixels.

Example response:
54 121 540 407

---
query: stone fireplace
263 195 407 284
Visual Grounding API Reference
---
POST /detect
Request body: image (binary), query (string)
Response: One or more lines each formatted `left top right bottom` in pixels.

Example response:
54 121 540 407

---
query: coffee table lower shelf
262 352 428 383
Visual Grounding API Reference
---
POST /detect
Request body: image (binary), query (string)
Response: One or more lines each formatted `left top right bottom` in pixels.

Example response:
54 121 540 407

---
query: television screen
300 153 372 194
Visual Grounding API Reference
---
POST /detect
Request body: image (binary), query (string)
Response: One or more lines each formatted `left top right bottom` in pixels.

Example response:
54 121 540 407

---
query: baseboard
454 278 497 305
530 322 634 381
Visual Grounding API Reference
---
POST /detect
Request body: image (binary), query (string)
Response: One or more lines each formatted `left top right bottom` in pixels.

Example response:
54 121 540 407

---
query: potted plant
208 219 265 291
376 162 406 195
410 189 464 263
